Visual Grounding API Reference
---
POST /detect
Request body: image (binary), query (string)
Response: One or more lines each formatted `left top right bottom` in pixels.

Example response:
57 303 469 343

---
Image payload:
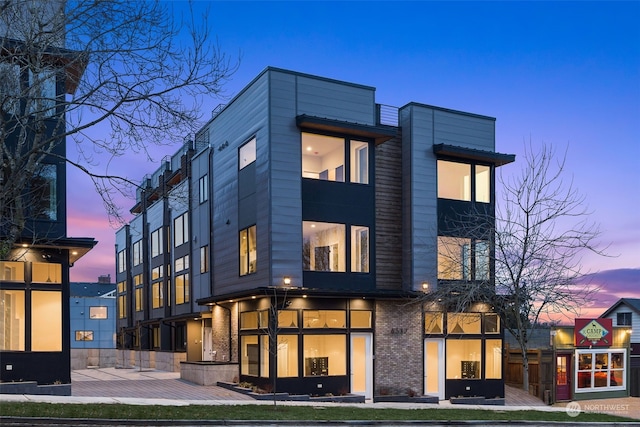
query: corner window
174 212 189 247
199 174 209 203
303 221 345 272
438 160 491 203
89 306 108 319
350 140 369 184
239 137 256 170
485 339 502 379
239 225 257 276
302 133 344 181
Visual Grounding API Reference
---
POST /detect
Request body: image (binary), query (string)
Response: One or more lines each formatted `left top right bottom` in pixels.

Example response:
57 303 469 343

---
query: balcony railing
377 104 398 127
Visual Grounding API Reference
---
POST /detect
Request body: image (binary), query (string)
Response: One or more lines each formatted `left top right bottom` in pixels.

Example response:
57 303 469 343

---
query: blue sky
68 1 640 313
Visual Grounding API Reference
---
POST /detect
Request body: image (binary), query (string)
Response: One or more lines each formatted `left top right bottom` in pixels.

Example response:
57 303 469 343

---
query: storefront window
447 313 481 334
303 334 346 376
0 261 25 282
576 349 626 392
0 290 25 350
32 262 62 284
303 310 346 328
484 314 500 334
241 310 268 330
278 310 298 328
485 339 502 379
241 335 259 376
260 335 269 378
446 339 481 379
32 291 62 351
277 335 298 377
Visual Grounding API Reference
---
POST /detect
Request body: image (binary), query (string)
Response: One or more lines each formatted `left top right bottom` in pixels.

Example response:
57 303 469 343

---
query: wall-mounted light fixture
283 276 291 286
421 281 429 292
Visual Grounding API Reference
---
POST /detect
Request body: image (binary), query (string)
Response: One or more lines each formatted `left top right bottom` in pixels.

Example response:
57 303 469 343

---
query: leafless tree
428 141 605 392
1 0 237 259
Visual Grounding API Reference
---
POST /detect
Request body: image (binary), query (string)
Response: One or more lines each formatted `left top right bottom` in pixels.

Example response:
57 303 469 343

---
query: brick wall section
211 304 232 362
375 135 403 290
375 299 423 395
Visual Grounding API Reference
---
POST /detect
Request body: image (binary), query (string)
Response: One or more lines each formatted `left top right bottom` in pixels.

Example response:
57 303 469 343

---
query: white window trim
574 348 626 393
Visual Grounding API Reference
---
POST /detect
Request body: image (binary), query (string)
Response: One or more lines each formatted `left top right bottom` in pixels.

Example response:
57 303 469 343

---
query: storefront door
350 333 372 399
424 339 444 400
556 354 571 401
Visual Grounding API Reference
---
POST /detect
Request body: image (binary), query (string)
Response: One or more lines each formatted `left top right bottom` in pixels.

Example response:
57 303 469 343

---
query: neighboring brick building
115 67 514 400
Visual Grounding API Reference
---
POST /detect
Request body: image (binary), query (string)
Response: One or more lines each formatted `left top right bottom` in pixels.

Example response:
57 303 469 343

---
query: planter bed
450 396 504 405
217 381 364 403
374 395 439 404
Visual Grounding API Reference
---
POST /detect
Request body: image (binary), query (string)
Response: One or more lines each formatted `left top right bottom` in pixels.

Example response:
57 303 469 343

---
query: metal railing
377 104 398 127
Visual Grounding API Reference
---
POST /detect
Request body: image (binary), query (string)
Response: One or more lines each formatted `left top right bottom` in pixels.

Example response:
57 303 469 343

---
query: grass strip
0 402 634 423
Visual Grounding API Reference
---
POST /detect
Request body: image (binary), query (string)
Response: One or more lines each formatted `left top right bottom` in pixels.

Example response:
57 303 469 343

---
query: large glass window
174 212 189 247
0 290 25 350
438 160 471 201
32 291 62 351
350 310 372 328
117 250 127 273
239 137 257 170
241 335 259 376
152 282 163 308
117 281 127 319
239 225 257 276
174 274 189 304
200 245 209 273
438 237 489 281
350 226 369 273
302 133 344 181
576 349 626 392
278 310 298 328
134 273 143 312
303 221 345 272
350 140 369 184
303 334 346 376
424 312 444 334
132 240 142 266
0 261 25 282
446 339 481 379
277 335 299 377
485 339 502 379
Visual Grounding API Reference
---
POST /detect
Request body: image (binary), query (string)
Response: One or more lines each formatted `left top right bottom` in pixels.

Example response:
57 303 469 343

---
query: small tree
1 0 237 259
260 286 290 409
428 141 604 393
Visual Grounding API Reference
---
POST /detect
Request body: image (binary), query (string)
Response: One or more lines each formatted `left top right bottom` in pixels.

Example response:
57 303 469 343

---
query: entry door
350 333 373 399
424 339 445 400
556 354 571 401
203 327 213 361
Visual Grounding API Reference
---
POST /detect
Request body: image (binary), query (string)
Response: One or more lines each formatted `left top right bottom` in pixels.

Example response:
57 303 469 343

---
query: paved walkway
0 367 637 421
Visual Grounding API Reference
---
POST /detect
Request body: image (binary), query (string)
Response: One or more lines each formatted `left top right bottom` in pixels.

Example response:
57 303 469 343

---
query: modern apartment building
0 1 96 394
115 67 514 400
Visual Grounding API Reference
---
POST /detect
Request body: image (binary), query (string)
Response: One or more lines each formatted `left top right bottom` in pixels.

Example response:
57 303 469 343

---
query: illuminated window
0 290 25 350
32 262 62 284
1 261 25 282
447 313 481 334
438 237 489 281
302 133 344 181
424 312 444 334
277 335 298 377
75 331 94 341
350 310 372 328
485 339 502 379
302 310 346 328
446 339 481 379
576 349 626 392
278 310 298 328
241 335 259 376
303 334 346 376
175 255 189 272
438 160 471 201
89 306 107 319
303 222 345 272
32 291 62 351
152 282 163 308
350 140 369 184
476 165 490 203
174 274 189 304
239 225 257 276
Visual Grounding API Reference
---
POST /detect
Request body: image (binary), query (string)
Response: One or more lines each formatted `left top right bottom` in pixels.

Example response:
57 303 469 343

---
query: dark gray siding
190 148 211 307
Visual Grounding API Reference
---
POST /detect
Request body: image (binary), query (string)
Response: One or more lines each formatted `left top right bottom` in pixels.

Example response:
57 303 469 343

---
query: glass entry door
350 333 372 399
424 339 444 400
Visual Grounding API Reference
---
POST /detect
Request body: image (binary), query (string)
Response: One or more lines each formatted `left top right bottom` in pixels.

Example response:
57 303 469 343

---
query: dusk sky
66 1 640 317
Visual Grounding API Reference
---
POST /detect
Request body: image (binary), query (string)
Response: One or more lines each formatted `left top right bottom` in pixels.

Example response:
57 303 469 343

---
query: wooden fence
504 347 554 402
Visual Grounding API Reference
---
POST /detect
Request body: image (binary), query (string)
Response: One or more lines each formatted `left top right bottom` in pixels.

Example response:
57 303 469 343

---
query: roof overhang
197 286 420 306
433 143 515 167
296 114 396 145
16 237 97 264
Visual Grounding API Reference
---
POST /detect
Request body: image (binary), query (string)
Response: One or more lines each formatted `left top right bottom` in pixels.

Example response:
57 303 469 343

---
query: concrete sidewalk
0 367 637 421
